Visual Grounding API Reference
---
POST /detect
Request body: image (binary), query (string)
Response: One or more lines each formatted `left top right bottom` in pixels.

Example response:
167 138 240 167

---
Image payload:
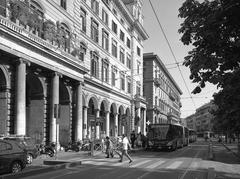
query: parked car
3 135 39 164
0 139 27 174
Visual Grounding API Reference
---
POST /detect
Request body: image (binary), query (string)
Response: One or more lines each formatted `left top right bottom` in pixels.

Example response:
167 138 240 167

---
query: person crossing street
119 134 133 164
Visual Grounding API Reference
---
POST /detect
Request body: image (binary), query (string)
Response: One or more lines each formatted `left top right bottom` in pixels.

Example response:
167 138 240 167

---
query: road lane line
130 160 151 168
166 161 183 169
146 160 165 169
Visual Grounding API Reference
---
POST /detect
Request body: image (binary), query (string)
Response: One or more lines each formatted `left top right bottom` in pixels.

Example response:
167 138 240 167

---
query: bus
147 123 185 151
183 126 189 146
189 129 197 143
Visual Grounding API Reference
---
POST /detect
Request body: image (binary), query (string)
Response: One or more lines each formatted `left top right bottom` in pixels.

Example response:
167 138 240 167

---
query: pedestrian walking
119 134 133 163
105 136 114 158
130 131 136 148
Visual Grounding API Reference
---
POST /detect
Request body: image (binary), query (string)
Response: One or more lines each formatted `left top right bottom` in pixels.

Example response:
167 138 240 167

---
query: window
61 0 67 10
112 21 117 34
80 8 87 33
102 0 110 5
91 51 99 78
102 9 109 26
102 29 109 51
120 30 125 42
136 82 141 95
127 54 131 69
113 8 117 15
127 38 130 48
91 19 99 43
120 73 125 91
59 23 71 52
120 18 125 25
91 0 99 15
137 62 140 74
111 66 117 86
29 1 44 36
79 42 87 61
127 78 131 93
137 46 141 56
102 59 109 83
112 39 117 58
119 47 125 64
0 0 7 17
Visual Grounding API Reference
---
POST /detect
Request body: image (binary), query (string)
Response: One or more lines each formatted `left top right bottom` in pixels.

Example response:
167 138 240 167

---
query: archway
26 73 44 144
110 103 117 137
58 81 71 147
87 97 98 139
0 67 8 135
118 105 125 136
99 101 108 138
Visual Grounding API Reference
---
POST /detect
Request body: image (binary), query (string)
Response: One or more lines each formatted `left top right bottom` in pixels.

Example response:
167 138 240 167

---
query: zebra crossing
80 158 200 170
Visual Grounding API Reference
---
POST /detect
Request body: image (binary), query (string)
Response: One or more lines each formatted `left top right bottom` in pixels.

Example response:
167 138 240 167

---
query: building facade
185 114 196 130
143 53 182 125
0 0 148 146
195 102 215 135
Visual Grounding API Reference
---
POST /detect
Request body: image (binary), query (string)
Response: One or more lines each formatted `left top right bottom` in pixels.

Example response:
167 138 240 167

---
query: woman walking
119 134 133 163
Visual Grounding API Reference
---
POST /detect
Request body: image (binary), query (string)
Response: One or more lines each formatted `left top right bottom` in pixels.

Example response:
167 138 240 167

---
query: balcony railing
169 92 176 101
0 0 84 62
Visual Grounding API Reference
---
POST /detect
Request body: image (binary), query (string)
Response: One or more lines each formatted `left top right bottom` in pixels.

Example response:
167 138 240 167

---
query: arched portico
87 96 98 139
26 73 45 144
0 66 9 135
110 103 117 137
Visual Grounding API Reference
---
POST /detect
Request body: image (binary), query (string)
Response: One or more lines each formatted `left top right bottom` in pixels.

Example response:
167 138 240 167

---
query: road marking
129 160 151 168
189 161 199 168
146 160 165 169
112 160 128 166
166 161 183 169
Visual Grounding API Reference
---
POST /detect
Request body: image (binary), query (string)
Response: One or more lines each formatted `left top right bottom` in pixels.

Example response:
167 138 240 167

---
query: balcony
154 78 161 87
0 0 84 62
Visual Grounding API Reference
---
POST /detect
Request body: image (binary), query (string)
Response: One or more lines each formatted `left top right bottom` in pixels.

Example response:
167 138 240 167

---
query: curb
221 143 240 159
0 160 82 179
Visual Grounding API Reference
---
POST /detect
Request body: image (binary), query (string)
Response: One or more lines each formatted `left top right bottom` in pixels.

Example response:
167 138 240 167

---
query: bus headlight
167 142 172 146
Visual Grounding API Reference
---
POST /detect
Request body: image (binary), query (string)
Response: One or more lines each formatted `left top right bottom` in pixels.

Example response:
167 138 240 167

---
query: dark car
0 139 27 174
3 135 39 164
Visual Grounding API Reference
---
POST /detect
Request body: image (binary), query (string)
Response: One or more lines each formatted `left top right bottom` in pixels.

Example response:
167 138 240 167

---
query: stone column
50 73 59 144
143 109 146 136
75 82 83 141
15 59 27 135
95 109 100 139
114 113 118 137
105 111 110 137
83 106 88 139
136 107 141 133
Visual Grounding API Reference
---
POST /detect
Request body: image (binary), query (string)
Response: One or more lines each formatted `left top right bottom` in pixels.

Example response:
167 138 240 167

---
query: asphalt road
21 142 211 179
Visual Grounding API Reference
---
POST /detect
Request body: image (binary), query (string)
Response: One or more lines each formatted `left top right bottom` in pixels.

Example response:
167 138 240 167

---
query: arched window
79 42 87 61
91 51 99 78
29 0 44 36
59 22 71 52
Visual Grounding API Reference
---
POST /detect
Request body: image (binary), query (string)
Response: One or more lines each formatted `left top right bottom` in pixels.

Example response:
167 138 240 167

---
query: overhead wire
148 0 197 110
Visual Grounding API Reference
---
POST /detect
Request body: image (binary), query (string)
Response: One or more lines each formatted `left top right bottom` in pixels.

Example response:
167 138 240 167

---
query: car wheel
11 161 22 173
27 154 33 164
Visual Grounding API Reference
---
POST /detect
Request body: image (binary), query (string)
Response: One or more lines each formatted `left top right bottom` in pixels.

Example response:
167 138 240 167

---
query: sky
142 0 219 118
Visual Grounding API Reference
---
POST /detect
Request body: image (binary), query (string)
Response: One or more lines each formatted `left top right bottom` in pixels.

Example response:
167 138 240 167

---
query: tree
178 0 240 134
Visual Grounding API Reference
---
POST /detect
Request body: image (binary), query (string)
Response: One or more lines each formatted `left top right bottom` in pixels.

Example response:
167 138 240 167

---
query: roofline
113 0 149 40
143 52 183 95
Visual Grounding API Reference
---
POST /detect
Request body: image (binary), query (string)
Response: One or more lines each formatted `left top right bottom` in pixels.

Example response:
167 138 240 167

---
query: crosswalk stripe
83 160 108 166
189 161 198 168
112 160 128 166
166 161 183 169
146 160 165 169
130 160 151 168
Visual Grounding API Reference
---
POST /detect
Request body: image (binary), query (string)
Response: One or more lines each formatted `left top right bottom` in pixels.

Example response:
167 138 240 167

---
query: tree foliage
178 0 240 133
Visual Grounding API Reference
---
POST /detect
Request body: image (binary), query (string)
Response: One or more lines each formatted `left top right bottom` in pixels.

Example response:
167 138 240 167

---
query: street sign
146 120 151 125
